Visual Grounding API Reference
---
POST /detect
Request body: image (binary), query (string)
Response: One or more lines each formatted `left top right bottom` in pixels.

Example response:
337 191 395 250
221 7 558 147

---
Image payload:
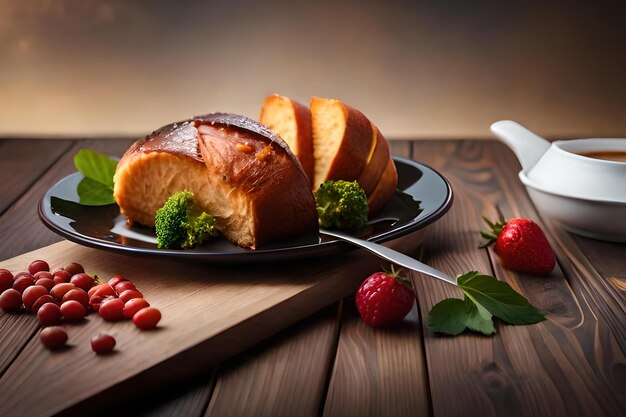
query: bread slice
113 114 318 249
309 96 397 213
260 95 397 214
310 97 374 190
367 156 398 215
357 123 391 197
260 94 314 185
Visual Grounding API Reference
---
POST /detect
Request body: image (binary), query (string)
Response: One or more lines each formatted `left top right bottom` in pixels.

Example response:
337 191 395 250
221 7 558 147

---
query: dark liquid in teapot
580 151 626 163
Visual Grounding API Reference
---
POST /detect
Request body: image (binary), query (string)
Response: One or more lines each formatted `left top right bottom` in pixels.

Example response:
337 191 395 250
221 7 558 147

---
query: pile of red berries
0 259 161 353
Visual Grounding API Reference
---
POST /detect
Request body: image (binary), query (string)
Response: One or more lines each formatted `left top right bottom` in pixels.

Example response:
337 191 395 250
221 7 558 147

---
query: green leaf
427 296 496 336
458 272 545 325
427 298 468 335
428 271 545 337
76 177 115 206
482 216 496 229
73 149 118 206
462 296 496 334
74 149 117 187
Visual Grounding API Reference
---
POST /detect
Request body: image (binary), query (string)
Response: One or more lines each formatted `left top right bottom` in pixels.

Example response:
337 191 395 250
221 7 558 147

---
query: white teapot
491 120 626 242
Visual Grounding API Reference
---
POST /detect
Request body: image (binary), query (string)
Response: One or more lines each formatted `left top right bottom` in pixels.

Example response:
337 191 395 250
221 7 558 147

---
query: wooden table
0 138 624 417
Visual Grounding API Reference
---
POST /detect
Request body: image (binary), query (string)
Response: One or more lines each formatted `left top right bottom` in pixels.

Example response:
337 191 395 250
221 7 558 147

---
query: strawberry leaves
427 272 545 336
479 216 505 248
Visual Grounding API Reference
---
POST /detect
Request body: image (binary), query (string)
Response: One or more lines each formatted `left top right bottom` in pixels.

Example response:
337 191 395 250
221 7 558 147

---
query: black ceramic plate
39 157 452 262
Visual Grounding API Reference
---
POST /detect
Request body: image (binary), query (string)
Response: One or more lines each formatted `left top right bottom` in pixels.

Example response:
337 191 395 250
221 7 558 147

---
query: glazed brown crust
117 120 202 165
197 122 318 247
195 112 297 159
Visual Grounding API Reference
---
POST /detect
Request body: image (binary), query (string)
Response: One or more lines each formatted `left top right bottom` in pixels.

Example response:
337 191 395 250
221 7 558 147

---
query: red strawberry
480 217 556 275
355 267 415 326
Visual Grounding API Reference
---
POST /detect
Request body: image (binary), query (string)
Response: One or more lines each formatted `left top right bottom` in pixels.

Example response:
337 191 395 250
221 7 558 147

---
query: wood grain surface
323 301 430 417
0 138 625 417
411 140 626 417
0 139 73 215
206 305 340 417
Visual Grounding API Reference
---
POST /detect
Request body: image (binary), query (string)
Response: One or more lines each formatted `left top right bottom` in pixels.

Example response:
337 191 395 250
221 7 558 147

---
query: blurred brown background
1 0 625 139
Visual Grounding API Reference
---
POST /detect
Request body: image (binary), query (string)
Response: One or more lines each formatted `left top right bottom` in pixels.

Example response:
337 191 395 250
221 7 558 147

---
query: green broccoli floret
314 180 369 230
155 191 219 249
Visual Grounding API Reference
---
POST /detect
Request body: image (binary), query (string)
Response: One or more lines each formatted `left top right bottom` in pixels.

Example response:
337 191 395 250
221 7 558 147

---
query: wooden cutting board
0 232 425 417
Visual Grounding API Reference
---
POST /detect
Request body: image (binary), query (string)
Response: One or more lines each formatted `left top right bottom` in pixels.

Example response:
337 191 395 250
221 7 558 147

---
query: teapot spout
490 120 551 173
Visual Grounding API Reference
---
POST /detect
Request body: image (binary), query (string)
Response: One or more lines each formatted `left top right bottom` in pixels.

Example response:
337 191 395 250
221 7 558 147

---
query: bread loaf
113 121 206 228
113 114 318 249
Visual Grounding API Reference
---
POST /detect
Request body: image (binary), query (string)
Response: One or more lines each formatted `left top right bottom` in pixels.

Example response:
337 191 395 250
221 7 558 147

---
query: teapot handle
490 120 551 173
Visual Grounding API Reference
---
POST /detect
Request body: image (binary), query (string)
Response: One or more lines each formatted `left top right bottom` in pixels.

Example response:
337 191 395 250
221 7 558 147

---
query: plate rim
38 156 453 263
